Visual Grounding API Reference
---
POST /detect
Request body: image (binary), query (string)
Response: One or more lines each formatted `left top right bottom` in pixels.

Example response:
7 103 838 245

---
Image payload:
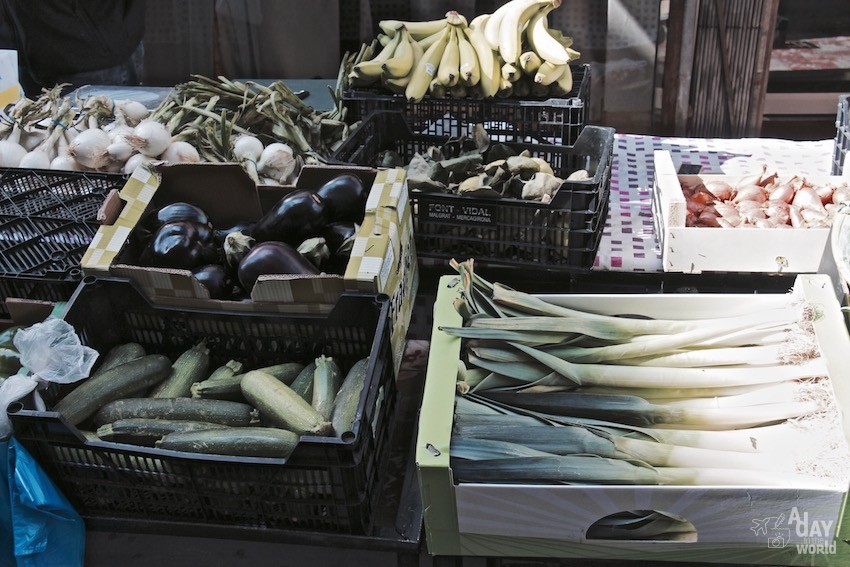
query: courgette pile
50 341 370 459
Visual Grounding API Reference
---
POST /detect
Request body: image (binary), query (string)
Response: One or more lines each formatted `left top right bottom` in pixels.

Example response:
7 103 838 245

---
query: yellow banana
497 77 514 98
380 18 447 40
501 62 519 82
469 14 489 31
445 10 468 27
484 1 513 50
457 26 480 86
378 34 391 47
354 32 403 78
534 60 565 85
552 63 573 95
463 25 499 97
499 0 554 65
528 5 570 64
519 51 542 75
418 28 446 50
437 26 461 87
347 69 377 88
382 29 415 78
405 26 452 102
566 47 581 61
430 78 447 98
383 76 409 94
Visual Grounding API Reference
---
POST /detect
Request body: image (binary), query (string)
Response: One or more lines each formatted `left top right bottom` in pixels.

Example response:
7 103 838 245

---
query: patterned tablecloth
595 134 837 272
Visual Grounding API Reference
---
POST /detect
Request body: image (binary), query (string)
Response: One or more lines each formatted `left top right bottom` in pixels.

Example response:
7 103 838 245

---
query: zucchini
241 371 332 436
96 418 228 446
332 358 370 438
0 348 21 376
191 362 304 401
94 398 258 427
53 355 172 425
311 356 342 420
290 362 316 402
152 341 210 398
156 427 299 458
206 360 243 382
94 343 146 376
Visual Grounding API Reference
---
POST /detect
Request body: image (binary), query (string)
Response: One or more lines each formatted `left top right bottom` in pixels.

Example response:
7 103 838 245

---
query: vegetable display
446 260 848 487
342 1 580 102
131 173 366 298
0 76 353 181
682 168 850 228
47 339 371 459
384 124 584 202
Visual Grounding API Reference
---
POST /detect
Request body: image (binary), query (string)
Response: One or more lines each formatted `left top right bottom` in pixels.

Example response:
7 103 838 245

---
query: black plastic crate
833 94 849 176
0 168 127 317
343 64 590 146
10 278 397 535
332 111 614 270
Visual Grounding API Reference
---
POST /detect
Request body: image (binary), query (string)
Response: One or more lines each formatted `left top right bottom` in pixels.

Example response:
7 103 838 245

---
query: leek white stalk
0 125 27 166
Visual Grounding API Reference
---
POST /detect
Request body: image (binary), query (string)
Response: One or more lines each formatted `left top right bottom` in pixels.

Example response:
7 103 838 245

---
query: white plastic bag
0 318 98 438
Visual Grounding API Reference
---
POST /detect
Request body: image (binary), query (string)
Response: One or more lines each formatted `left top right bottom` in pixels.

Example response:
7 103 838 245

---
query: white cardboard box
652 150 849 274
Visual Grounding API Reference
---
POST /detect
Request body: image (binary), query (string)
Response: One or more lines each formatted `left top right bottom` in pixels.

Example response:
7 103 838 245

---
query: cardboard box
652 150 850 274
417 274 850 564
81 163 417 373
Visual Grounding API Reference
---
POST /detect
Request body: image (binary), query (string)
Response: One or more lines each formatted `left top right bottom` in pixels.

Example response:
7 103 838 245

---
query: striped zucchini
93 398 258 427
191 362 304 400
241 370 332 436
312 356 342 420
289 362 316 402
156 427 299 458
331 358 370 438
54 355 172 425
152 342 210 398
96 418 228 446
93 342 146 376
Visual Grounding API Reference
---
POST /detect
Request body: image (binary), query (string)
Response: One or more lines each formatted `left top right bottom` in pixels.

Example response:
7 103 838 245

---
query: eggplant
252 190 328 244
214 221 255 245
193 264 232 299
322 222 358 254
140 203 211 237
237 241 320 291
224 231 255 268
138 221 218 269
315 175 367 223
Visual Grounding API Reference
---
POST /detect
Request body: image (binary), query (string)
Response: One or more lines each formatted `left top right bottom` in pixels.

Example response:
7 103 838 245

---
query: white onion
107 141 134 162
19 149 51 169
21 130 48 152
160 141 200 163
108 124 133 142
126 120 171 157
233 135 264 162
0 141 27 167
115 100 150 125
123 153 156 174
50 155 82 170
68 128 111 169
257 142 296 181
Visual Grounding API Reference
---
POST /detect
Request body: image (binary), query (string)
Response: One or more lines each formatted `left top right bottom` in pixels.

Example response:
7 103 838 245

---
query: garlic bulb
257 142 296 181
233 135 264 162
160 141 200 163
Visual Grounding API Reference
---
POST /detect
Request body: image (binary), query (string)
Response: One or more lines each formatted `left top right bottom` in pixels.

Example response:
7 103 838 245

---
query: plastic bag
0 438 85 567
0 318 98 438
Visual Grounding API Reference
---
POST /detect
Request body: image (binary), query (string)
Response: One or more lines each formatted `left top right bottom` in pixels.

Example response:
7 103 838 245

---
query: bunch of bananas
347 0 580 103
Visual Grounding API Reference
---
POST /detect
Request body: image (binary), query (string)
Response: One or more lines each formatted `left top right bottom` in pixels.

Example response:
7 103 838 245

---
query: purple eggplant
315 175 367 223
237 241 320 291
192 264 232 299
139 203 211 238
214 221 255 245
322 222 358 254
252 190 328 245
138 221 217 269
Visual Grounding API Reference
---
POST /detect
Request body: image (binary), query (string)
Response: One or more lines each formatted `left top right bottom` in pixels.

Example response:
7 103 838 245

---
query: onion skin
237 241 320 291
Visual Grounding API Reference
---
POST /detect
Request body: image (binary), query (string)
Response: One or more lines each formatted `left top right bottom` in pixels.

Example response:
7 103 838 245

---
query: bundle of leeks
447 259 842 486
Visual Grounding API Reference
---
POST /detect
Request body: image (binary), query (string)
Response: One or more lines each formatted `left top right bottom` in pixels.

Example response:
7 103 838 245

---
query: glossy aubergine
193 264 233 299
139 203 211 238
252 190 328 245
237 241 319 290
315 175 367 223
138 221 218 269
322 222 358 254
214 221 255 245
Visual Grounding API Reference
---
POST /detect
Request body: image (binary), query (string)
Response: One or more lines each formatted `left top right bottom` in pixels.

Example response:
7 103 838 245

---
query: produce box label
421 201 496 227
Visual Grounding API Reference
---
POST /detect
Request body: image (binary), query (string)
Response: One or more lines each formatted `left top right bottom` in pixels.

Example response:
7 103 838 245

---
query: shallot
791 186 826 214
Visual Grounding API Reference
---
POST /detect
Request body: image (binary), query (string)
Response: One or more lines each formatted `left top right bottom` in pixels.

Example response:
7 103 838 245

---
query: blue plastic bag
0 438 84 567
